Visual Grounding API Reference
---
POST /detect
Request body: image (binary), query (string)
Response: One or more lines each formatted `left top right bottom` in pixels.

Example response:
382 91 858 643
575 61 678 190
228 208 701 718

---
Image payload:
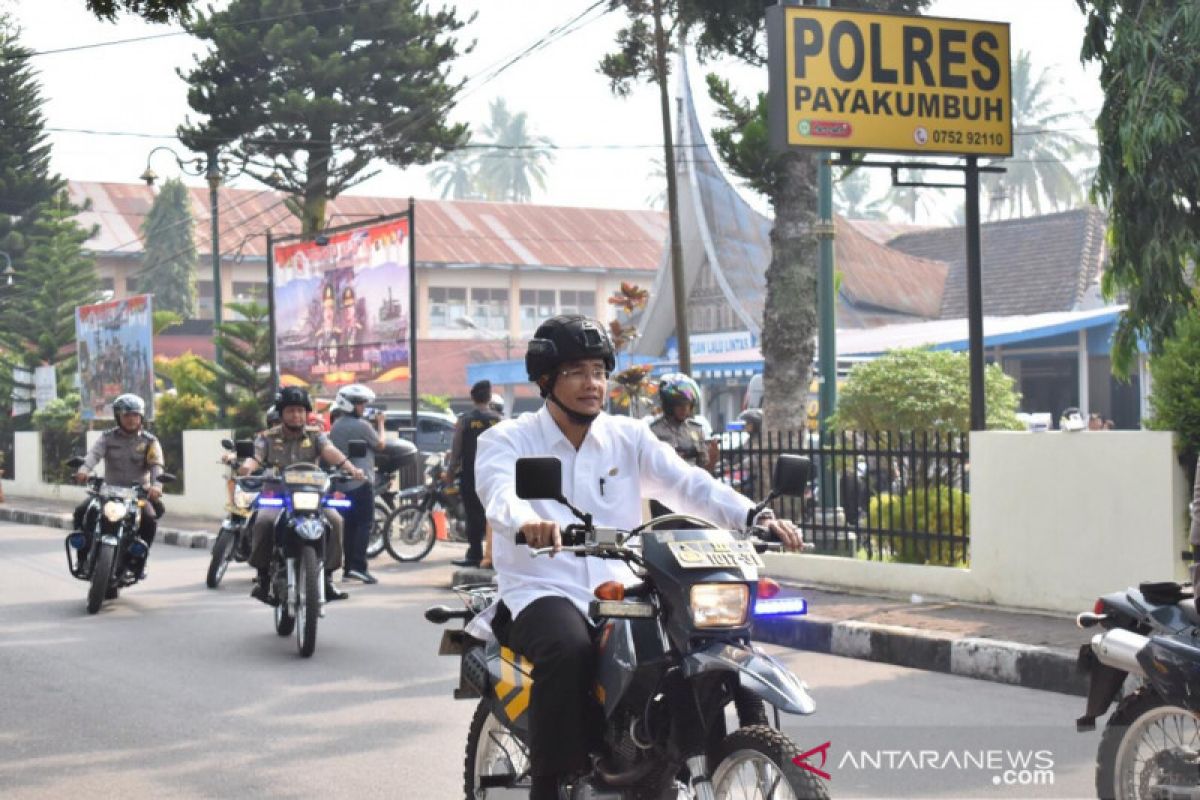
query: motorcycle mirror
66 456 85 469
220 437 235 451
159 473 177 485
234 440 255 459
772 455 813 497
347 439 368 459
516 457 562 500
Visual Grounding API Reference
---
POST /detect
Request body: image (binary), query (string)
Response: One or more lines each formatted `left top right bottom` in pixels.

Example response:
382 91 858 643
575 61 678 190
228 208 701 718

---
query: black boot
251 569 275 605
325 573 348 601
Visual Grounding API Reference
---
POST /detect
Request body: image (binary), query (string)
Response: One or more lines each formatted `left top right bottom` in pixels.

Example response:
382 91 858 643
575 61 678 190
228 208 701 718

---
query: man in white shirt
474 314 801 799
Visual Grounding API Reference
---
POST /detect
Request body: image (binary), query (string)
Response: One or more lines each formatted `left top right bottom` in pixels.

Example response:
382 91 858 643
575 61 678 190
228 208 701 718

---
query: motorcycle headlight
292 492 320 512
102 500 127 522
233 489 258 510
690 583 750 628
295 517 325 541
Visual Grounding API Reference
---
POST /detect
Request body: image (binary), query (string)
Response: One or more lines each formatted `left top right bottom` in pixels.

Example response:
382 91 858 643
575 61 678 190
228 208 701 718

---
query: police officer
446 379 503 567
71 393 164 575
239 387 363 603
648 372 709 518
328 383 387 584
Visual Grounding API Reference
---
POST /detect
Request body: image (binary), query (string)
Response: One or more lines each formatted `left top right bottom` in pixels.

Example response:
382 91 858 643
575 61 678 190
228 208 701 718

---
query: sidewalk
1 493 1090 698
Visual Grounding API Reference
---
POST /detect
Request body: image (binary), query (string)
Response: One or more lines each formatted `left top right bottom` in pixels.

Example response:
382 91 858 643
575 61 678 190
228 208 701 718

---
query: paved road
1 524 1102 799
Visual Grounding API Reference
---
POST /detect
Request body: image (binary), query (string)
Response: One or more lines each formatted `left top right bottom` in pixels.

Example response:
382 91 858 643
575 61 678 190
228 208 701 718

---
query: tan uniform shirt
253 425 331 469
81 427 165 487
648 415 709 470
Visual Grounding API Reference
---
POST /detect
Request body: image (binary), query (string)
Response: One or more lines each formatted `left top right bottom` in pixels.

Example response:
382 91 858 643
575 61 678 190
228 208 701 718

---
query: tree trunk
762 151 819 436
303 135 332 235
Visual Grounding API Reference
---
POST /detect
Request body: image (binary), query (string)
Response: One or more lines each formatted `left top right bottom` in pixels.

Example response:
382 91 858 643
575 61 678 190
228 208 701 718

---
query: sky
2 0 1104 222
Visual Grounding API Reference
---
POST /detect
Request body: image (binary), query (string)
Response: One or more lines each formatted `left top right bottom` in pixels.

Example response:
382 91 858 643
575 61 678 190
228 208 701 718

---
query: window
428 286 467 329
520 289 557 332
559 289 595 318
99 277 115 293
232 281 266 302
470 287 509 332
125 277 140 294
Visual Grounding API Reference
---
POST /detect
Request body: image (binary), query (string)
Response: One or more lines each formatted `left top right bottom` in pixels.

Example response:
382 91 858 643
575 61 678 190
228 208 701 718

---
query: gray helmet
112 393 146 421
334 383 375 414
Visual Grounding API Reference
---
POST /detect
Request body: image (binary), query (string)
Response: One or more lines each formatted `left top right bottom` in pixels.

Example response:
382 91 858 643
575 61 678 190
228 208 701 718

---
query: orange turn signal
594 581 625 601
757 578 781 599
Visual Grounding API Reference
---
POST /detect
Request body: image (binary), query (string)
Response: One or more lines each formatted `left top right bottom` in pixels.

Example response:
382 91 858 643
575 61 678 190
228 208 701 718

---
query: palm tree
428 149 479 200
476 98 555 203
984 50 1092 219
882 169 943 223
834 168 887 220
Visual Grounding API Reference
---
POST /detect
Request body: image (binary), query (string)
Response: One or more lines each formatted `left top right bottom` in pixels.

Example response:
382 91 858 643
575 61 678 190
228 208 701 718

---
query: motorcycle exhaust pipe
1091 628 1147 678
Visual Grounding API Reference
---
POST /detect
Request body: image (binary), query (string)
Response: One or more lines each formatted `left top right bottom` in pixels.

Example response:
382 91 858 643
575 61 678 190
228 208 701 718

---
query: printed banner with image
272 217 411 393
76 294 154 420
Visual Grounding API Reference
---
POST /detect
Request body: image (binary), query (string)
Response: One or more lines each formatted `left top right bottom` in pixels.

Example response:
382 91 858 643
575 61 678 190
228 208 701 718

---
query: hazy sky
3 0 1103 221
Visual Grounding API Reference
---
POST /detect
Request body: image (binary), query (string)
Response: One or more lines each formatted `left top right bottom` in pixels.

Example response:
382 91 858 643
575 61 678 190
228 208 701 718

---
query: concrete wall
767 430 1189 614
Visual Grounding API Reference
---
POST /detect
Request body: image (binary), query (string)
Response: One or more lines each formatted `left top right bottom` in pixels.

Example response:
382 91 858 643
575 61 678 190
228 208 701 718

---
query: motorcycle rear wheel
295 546 320 657
206 528 236 589
86 543 115 615
383 505 436 563
1096 687 1200 800
463 699 531 799
367 499 390 559
709 725 829 799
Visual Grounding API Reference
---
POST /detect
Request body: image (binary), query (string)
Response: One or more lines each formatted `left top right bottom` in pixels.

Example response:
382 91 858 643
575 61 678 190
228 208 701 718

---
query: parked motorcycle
367 439 421 559
381 451 467 563
64 455 176 614
426 454 827 799
206 438 259 588
1075 578 1200 799
252 439 366 657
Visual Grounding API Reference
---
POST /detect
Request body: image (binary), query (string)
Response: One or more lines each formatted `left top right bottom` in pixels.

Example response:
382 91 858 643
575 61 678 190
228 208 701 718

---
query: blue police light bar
753 597 808 617
325 498 352 509
257 497 284 507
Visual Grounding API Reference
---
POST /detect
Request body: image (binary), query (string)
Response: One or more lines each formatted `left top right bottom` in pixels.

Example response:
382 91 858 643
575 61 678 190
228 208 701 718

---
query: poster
272 217 410 393
75 294 154 420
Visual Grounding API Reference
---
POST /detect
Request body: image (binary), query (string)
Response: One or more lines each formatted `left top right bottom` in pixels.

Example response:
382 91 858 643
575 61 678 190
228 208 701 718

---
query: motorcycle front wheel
383 505 436 563
1096 688 1200 800
274 565 295 637
86 542 116 615
463 699 531 799
367 499 390 559
295 546 320 657
708 725 830 799
206 527 236 589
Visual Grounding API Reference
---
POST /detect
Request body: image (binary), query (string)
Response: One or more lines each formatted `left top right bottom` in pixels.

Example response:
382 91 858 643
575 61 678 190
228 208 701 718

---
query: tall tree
0 193 101 394
428 148 479 200
84 0 192 24
883 169 942 223
179 0 471 234
205 301 274 437
1078 0 1200 375
135 178 197 318
982 50 1091 220
475 98 555 203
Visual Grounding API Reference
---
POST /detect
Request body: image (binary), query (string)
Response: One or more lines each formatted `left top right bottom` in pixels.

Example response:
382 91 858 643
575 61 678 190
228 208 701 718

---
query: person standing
446 379 502 568
329 383 387 584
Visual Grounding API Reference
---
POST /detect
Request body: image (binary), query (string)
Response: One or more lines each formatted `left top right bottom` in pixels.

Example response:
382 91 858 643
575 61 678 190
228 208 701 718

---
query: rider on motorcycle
71 393 164 576
238 387 364 603
473 314 803 799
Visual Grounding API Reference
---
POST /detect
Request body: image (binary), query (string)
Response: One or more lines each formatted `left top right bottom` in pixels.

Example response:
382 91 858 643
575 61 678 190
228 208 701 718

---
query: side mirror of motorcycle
66 456 85 469
220 438 235 451
516 457 593 528
235 440 255 460
772 455 814 497
347 439 368 459
159 473 177 485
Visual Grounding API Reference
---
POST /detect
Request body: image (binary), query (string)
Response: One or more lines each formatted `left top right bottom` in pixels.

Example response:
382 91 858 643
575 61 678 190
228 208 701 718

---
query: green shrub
867 486 970 567
152 392 217 493
32 393 86 484
1147 305 1200 464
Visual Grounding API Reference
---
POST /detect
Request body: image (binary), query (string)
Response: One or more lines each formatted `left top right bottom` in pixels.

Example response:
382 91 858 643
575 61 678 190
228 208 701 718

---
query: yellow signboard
767 7 1011 157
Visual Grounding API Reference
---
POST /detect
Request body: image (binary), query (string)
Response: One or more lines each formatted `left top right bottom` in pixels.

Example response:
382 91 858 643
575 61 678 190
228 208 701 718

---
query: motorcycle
382 451 468 563
64 456 176 615
206 438 260 588
1075 577 1200 799
367 438 421 560
253 439 366 657
426 454 827 799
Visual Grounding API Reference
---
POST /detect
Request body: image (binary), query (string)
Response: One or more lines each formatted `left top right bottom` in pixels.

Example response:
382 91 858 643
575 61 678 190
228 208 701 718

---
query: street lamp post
455 316 512 359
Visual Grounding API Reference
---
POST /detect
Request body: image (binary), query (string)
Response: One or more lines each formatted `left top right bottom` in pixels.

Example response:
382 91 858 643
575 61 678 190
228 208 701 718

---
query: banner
34 365 57 410
272 217 411 392
75 294 154 421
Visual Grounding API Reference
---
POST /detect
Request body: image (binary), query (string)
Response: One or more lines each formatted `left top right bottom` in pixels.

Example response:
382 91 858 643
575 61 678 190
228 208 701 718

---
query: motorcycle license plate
667 540 764 569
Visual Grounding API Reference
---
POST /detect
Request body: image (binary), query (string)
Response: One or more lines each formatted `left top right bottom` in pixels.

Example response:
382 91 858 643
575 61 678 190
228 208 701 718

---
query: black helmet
274 386 312 414
525 315 615 384
112 393 146 421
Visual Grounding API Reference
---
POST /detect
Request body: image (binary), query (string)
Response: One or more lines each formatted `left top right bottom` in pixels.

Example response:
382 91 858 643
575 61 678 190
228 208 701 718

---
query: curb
0 505 215 550
752 616 1086 697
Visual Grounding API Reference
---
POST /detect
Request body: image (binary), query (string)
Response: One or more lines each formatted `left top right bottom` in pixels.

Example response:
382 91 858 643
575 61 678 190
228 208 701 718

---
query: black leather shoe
325 581 349 601
451 558 481 568
250 582 276 606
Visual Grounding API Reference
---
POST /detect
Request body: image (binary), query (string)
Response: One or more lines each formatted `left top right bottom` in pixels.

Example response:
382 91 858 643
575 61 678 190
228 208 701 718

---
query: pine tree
135 178 197 317
205 301 273 435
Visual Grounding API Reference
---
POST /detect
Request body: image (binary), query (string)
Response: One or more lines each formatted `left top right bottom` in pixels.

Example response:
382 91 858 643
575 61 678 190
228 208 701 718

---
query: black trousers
508 596 599 779
341 482 375 574
461 478 486 563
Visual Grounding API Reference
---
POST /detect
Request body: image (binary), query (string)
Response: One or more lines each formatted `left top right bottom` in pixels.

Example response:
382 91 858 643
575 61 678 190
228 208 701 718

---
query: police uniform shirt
475 404 754 619
329 415 382 491
81 427 165 487
648 415 709 469
253 425 331 469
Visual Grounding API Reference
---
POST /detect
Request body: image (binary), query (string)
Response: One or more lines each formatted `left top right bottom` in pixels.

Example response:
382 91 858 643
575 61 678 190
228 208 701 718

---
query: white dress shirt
474 404 755 619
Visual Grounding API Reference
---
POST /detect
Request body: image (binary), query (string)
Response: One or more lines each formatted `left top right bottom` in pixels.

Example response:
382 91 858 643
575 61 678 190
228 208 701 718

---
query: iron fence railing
716 430 970 566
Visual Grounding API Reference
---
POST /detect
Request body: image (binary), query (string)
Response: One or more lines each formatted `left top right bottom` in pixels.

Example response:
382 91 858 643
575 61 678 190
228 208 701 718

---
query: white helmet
489 393 505 415
334 383 376 414
1059 407 1086 432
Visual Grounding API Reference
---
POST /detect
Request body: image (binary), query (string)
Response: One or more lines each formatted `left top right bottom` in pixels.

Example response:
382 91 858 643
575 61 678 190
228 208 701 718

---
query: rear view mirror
66 456 85 469
220 438 235 451
772 455 813 497
348 439 368 459
516 457 562 501
235 440 256 460
159 473 177 485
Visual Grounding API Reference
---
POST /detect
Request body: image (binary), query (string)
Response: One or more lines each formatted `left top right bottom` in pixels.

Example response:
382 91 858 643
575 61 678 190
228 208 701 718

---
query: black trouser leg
462 480 486 564
342 482 374 574
509 596 596 780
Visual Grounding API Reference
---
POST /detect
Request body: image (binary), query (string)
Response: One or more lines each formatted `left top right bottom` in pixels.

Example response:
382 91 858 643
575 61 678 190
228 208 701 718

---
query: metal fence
716 430 970 566
0 429 12 483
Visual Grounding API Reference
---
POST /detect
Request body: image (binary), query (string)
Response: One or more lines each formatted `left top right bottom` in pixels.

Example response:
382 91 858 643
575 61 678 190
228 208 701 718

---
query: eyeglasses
559 367 610 383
